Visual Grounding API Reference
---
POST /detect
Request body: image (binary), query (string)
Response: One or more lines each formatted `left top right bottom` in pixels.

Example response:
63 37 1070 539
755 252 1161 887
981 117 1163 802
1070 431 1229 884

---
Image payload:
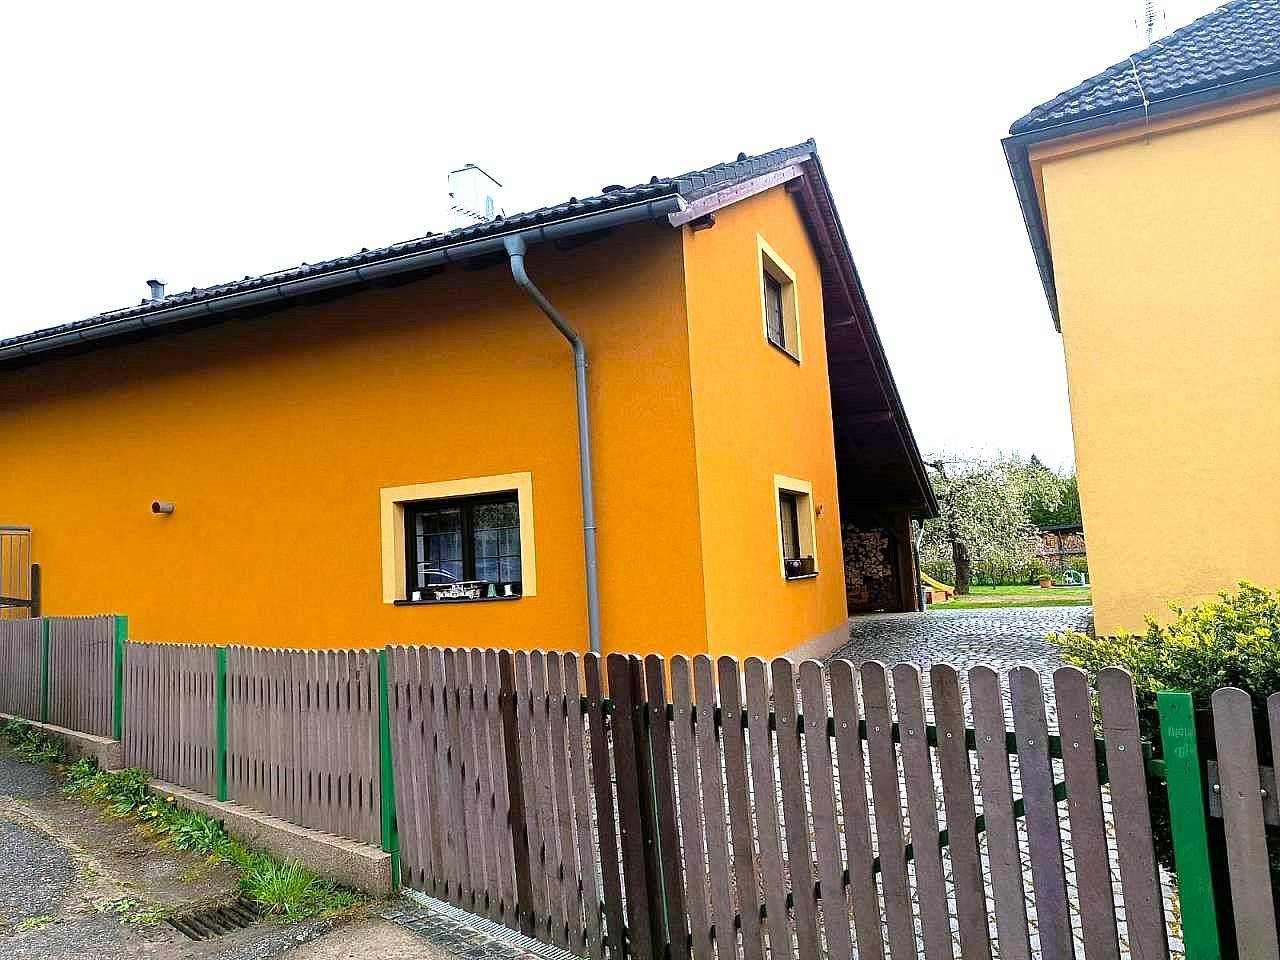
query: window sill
783 572 819 582
767 339 801 364
394 595 522 607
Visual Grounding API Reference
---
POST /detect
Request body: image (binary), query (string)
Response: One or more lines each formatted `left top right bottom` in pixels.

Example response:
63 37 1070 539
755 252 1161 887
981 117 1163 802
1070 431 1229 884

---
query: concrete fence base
0 713 124 770
149 781 393 898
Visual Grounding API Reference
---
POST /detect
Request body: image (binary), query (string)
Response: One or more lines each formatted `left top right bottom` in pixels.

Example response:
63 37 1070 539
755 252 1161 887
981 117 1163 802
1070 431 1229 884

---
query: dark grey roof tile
1011 0 1280 134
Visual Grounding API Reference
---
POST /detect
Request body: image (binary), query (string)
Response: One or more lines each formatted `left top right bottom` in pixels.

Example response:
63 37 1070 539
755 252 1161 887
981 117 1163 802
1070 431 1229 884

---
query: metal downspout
504 235 601 655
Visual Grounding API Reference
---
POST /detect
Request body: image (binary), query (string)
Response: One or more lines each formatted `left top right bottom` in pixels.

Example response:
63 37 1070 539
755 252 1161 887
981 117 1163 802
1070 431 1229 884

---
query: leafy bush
1056 581 1280 875
1065 555 1089 577
1055 581 1280 713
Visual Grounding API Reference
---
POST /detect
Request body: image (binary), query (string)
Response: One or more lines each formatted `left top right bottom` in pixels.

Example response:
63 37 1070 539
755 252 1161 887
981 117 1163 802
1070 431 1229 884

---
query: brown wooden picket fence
20 614 1280 959
384 648 1172 960
47 615 116 738
225 646 381 845
0 617 42 719
123 642 219 795
121 642 381 842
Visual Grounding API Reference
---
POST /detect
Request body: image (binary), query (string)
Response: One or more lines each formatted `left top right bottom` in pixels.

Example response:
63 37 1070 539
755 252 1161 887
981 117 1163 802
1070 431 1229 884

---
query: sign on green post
377 649 400 889
1157 690 1223 960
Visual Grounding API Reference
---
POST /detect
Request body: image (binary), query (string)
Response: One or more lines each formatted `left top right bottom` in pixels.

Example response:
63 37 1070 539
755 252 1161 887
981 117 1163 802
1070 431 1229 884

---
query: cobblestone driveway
827 606 1094 679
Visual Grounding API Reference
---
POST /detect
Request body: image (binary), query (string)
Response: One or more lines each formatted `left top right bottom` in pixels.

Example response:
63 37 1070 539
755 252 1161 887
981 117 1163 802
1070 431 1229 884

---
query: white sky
1 1 1213 469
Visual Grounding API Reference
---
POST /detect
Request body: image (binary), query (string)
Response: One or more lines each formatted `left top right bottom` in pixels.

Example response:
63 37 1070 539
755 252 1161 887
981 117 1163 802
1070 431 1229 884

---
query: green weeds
57 759 366 921
15 915 56 932
2 719 65 764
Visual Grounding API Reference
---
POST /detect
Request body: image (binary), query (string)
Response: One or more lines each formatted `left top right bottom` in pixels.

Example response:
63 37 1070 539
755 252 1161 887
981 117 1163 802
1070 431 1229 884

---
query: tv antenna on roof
1139 0 1166 44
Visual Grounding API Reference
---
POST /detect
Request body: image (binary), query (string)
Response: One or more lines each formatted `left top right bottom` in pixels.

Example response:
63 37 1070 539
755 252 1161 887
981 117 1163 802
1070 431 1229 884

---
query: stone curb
147 780 393 897
0 713 124 770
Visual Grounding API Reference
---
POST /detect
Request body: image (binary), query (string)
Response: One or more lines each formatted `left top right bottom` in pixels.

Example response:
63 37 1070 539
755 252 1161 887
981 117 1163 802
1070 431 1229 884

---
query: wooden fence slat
1054 666 1120 960
1214 686 1278 959
565 653 603 960
719 655 764 960
548 652 581 947
530 651 564 944
459 652 484 916
368 649 383 844
929 664 992 960
343 651 359 847
1010 666 1072 960
798 660 853 960
513 651 542 922
892 662 954 960
1098 668 1169 960
829 659 884 960
862 660 917 960
388 648 419 890
430 647 454 903
415 648 440 896
744 658 792 960
584 654 625 959
628 656 666 955
644 654 690 960
671 655 713 960
473 648 500 922
447 649 475 911
969 666 1033 960
692 655 737 960
487 649 515 927
770 658 819 959
608 653 655 960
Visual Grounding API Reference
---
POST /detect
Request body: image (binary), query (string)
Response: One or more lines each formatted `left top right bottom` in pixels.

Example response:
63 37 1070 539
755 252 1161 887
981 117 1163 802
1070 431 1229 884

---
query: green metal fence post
377 648 400 889
1157 690 1224 960
215 647 228 802
39 617 50 724
112 615 127 742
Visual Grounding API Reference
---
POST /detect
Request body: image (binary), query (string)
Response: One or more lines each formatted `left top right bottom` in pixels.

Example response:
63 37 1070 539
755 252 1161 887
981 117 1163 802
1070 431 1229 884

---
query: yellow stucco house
1006 0 1280 634
0 140 934 659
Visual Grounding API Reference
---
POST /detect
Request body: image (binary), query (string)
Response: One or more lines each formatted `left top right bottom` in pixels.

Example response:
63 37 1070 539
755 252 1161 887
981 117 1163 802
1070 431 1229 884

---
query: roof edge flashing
0 195 683 367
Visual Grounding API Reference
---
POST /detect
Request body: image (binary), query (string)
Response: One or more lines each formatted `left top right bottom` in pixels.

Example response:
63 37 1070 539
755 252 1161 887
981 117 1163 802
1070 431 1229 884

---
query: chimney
147 278 166 303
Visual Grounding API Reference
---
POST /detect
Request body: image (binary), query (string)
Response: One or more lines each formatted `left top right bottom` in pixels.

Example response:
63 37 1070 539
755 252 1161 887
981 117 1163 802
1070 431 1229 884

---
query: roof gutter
0 195 685 365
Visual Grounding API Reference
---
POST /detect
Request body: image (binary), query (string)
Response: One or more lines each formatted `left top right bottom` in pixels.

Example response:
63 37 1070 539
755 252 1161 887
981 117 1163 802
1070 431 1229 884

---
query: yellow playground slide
920 572 954 603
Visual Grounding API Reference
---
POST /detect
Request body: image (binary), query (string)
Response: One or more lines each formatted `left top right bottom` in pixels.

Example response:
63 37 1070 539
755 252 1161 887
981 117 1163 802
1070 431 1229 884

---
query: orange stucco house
0 140 934 659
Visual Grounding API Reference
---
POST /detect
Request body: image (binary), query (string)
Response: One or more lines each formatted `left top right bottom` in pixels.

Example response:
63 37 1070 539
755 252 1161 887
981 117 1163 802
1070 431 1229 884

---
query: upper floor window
758 236 800 361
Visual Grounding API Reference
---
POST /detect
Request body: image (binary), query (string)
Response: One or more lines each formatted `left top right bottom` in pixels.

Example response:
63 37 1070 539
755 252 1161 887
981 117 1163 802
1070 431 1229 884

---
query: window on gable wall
759 237 800 360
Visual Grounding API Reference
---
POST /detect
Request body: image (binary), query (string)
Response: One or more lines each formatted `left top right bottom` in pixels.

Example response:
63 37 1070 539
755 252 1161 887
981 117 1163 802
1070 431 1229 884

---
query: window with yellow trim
774 475 817 579
380 472 536 604
759 237 800 361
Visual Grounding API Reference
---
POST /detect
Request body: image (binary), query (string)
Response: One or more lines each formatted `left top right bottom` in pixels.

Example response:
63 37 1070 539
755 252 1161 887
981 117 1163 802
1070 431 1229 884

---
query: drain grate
167 897 262 941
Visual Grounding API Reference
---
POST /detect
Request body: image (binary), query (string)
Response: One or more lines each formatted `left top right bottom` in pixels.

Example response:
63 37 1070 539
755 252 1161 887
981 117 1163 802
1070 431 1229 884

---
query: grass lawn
930 584 1092 610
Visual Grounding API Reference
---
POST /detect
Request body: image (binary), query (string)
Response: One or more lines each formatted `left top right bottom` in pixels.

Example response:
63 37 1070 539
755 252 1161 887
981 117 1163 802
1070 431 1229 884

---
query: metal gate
0 526 39 619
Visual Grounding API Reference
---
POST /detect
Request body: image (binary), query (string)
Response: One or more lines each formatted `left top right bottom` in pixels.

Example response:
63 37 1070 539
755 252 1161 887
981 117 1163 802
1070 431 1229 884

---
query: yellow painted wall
0 222 710 656
682 185 849 658
1035 94 1280 634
